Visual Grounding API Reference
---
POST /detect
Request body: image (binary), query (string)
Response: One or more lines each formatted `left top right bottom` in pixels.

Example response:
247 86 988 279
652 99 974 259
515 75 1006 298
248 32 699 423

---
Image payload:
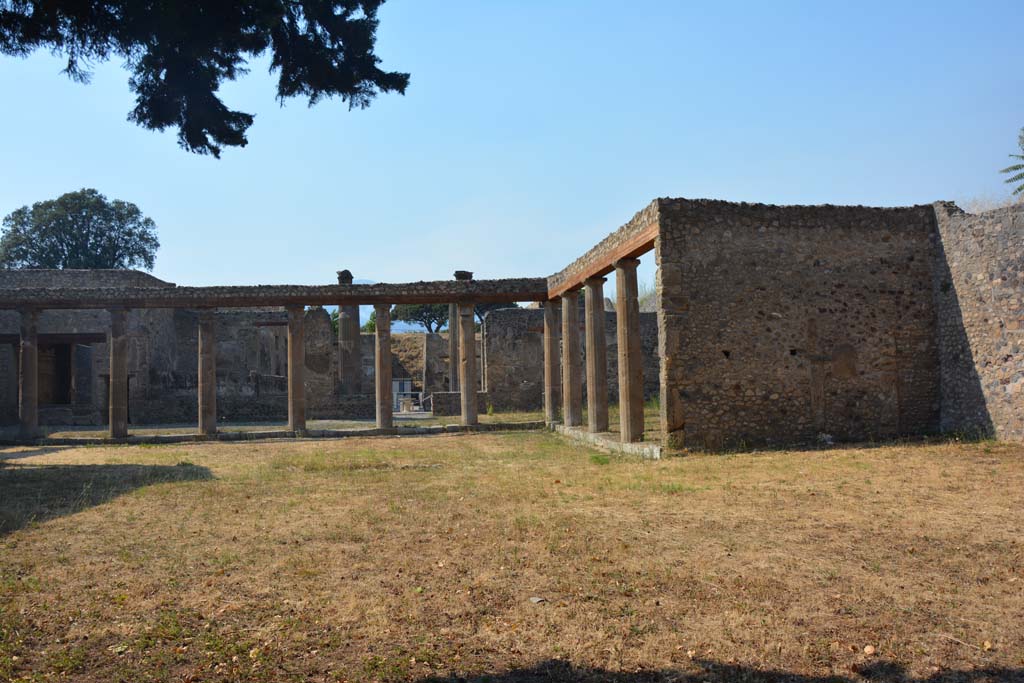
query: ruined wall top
0 269 175 290
0 277 548 310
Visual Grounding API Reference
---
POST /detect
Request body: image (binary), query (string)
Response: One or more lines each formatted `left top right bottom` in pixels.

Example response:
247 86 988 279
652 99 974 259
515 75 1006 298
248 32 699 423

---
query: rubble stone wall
931 202 1024 441
656 199 941 449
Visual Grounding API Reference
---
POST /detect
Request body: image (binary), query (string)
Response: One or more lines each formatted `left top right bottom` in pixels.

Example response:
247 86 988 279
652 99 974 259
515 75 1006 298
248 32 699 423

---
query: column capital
374 302 391 316
584 276 608 286
613 257 641 270
285 303 305 314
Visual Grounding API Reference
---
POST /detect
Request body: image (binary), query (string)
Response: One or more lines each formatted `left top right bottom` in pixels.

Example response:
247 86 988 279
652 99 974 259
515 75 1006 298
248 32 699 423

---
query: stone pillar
108 307 129 439
336 270 361 394
448 302 459 392
615 258 644 442
449 270 473 393
458 302 478 426
198 312 217 436
543 299 561 424
286 305 306 433
561 290 583 427
374 304 393 429
18 309 38 439
584 277 609 433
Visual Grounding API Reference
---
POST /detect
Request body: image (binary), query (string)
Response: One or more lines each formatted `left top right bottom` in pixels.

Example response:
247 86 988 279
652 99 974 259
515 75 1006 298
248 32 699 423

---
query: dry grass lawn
1 432 1022 682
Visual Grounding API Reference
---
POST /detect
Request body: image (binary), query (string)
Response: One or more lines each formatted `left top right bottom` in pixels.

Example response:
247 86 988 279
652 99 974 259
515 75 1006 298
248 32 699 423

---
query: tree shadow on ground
415 659 1024 683
0 458 212 535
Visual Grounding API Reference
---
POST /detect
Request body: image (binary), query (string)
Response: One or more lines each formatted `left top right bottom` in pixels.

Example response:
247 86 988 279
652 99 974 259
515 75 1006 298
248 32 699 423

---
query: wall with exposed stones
655 199 941 449
931 202 1023 441
482 306 659 413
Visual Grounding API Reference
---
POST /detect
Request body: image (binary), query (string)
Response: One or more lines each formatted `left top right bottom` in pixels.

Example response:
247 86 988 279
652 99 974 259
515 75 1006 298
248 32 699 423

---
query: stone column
18 309 38 439
108 307 129 439
458 302 478 426
543 299 561 424
336 270 361 394
561 290 583 427
615 258 644 442
374 304 393 429
286 305 306 433
198 312 217 436
448 302 459 392
449 271 473 393
585 277 609 433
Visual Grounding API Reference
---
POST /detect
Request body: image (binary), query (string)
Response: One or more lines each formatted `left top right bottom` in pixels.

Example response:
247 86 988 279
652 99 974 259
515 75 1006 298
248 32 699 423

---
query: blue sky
0 0 1021 293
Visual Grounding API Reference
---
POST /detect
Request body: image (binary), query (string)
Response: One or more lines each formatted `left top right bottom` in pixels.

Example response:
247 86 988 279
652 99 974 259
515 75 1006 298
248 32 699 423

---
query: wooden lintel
546 222 657 299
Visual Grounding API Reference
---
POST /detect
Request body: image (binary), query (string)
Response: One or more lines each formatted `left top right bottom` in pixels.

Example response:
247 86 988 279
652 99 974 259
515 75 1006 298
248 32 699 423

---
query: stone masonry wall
931 202 1024 441
656 199 941 449
483 307 659 412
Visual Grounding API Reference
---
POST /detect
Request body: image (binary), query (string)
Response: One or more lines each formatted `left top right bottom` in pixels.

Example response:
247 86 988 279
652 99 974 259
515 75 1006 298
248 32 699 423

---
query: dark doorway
38 343 72 405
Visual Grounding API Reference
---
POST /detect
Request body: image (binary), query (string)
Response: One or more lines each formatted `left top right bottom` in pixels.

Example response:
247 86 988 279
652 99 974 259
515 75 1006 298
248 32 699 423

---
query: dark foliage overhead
0 189 159 270
0 1 409 156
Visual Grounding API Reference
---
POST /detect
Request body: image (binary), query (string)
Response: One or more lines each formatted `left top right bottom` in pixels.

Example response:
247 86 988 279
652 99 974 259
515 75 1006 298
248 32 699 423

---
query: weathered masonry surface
654 200 941 449
931 202 1023 441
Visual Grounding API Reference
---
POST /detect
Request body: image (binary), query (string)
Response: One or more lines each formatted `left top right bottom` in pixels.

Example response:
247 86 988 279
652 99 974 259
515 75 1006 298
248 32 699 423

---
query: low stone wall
430 391 488 416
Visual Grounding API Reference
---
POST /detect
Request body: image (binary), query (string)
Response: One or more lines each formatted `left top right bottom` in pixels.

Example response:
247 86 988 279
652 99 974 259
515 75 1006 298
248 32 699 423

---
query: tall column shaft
459 303 478 426
109 307 129 439
615 258 645 442
375 304 393 429
18 309 38 439
561 290 583 427
338 304 361 394
198 312 217 436
287 305 306 433
543 299 561 424
448 302 459 392
585 277 609 432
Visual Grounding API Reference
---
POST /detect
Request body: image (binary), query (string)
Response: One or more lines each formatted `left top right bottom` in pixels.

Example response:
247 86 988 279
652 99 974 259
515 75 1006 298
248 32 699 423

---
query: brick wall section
656 199 941 449
931 202 1024 441
483 307 659 412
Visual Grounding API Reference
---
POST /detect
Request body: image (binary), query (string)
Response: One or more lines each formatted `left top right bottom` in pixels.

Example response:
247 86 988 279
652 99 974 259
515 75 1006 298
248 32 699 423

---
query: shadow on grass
416 659 1024 682
0 458 212 535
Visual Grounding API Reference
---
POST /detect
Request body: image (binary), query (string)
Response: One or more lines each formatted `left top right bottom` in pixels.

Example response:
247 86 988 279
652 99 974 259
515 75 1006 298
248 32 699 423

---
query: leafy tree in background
361 310 377 333
0 189 159 270
1001 128 1024 196
0 1 409 157
393 303 448 333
